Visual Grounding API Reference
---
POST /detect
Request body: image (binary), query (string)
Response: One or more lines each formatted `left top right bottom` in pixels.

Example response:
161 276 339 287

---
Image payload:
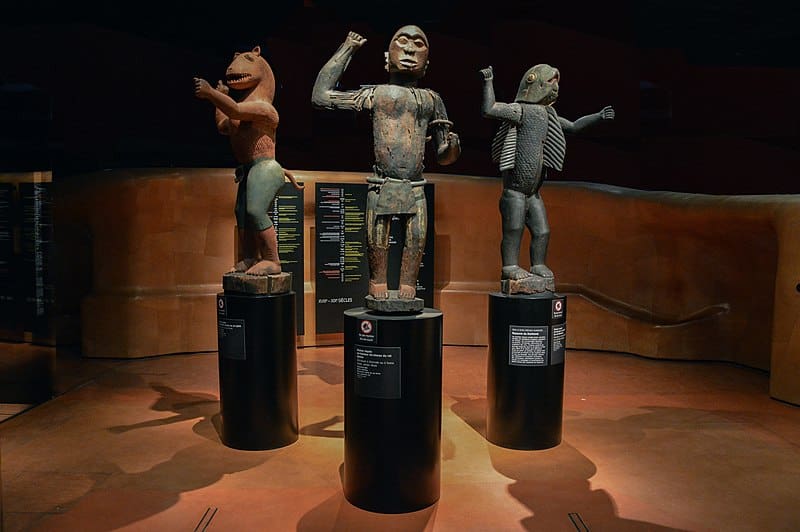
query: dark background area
1 0 798 193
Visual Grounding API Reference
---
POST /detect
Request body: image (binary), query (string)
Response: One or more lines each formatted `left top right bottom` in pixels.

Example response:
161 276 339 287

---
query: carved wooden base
223 272 292 295
501 274 555 294
365 291 424 313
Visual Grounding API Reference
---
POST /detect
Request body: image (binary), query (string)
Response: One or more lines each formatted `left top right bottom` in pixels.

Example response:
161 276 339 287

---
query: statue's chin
389 67 425 80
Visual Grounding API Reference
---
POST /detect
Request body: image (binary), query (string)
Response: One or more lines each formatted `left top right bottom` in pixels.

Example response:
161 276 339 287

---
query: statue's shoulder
423 88 443 103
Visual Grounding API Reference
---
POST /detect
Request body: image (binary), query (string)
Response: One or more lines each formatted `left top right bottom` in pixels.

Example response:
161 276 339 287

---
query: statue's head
225 45 275 102
385 25 429 80
515 64 560 105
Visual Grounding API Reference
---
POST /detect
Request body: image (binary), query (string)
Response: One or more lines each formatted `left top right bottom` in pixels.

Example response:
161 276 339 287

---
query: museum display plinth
487 291 567 450
217 290 298 450
343 307 443 513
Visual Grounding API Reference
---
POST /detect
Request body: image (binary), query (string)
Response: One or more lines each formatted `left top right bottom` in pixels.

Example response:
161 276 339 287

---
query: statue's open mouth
226 72 253 83
399 58 418 68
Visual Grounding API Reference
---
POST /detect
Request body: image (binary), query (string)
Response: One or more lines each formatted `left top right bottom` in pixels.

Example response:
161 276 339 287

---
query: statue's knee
503 222 525 235
246 211 271 231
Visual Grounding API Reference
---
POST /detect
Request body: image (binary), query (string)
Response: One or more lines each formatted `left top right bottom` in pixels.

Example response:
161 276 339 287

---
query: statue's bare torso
371 85 435 179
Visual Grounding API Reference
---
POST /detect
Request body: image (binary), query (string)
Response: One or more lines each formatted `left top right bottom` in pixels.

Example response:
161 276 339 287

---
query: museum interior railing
51 169 800 405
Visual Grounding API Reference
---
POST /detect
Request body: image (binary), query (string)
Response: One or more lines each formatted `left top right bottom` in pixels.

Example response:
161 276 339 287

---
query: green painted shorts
234 158 285 231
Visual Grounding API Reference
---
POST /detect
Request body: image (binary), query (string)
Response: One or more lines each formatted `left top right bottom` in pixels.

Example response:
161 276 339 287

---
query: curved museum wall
53 169 800 404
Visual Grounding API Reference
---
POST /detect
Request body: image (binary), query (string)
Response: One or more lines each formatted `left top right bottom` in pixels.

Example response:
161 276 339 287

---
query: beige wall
54 169 800 404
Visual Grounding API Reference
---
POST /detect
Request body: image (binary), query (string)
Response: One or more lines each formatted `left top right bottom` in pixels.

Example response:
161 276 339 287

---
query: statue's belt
367 175 427 215
234 158 274 183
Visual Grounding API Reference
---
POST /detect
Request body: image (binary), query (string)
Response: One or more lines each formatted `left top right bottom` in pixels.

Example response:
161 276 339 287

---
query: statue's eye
414 39 426 48
233 52 241 57
397 36 409 46
244 54 254 62
527 72 537 82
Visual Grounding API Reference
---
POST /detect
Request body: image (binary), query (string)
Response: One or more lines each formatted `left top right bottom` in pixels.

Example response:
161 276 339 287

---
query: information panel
315 182 435 334
509 325 549 366
0 183 16 332
218 318 246 360
19 181 54 337
315 183 368 334
551 323 566 365
354 344 402 399
272 182 305 335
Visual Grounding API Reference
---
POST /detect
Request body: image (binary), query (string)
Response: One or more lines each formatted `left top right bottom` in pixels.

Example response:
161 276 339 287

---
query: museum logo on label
357 318 377 344
552 298 565 320
217 294 227 317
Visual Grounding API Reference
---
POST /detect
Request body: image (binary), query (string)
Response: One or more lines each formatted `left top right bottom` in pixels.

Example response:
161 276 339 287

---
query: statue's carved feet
369 281 389 300
531 264 554 280
501 273 554 294
365 289 424 312
244 260 281 276
398 284 417 300
223 270 291 294
229 258 258 273
502 265 532 280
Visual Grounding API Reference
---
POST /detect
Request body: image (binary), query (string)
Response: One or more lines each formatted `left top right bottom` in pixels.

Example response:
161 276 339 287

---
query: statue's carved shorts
234 158 285 231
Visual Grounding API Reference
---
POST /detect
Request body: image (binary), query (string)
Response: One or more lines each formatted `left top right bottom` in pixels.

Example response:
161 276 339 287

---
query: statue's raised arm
311 32 373 112
480 66 522 124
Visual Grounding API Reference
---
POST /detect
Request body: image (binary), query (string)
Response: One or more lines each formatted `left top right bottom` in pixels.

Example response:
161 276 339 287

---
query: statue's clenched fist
193 77 212 99
479 66 494 81
446 131 460 150
345 31 367 50
600 105 615 120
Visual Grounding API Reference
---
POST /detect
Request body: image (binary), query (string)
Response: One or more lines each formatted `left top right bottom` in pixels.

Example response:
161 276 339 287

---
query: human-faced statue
385 25 429 79
515 64 560 105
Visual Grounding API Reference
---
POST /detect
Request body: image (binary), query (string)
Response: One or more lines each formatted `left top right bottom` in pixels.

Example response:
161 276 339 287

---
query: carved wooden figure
313 27 460 309
194 46 302 277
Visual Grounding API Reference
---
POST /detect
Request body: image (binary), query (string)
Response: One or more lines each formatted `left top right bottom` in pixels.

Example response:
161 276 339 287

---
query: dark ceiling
2 0 798 193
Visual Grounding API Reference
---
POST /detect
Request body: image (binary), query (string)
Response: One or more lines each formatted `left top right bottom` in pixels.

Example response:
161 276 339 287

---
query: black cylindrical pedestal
343 307 443 513
217 291 298 450
487 292 567 450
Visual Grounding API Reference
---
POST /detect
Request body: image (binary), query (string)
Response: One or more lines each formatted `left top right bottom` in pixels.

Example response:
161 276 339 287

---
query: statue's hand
345 31 367 50
193 77 212 99
480 66 494 81
215 80 229 95
446 131 460 149
600 105 615 120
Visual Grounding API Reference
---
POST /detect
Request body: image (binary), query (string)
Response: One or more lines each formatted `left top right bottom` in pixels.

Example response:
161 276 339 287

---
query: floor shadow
297 490 437 532
450 396 690 531
449 395 487 438
300 414 344 439
298 360 344 385
35 383 274 531
107 383 218 434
